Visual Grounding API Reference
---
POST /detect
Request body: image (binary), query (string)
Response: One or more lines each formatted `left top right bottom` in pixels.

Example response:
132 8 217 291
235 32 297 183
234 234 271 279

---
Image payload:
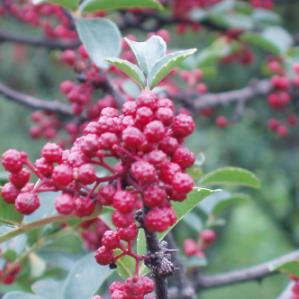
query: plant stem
0 210 101 244
144 229 169 299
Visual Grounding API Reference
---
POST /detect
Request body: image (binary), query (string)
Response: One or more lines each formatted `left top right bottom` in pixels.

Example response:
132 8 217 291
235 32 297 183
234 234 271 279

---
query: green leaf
32 0 79 10
148 49 197 88
0 172 8 185
45 231 83 254
211 193 250 215
269 260 299 276
3 249 17 262
0 197 23 225
62 253 113 299
208 13 253 30
137 229 147 256
29 253 47 278
32 279 63 299
125 35 167 76
80 0 163 12
159 188 217 239
241 27 293 55
199 167 261 189
105 58 146 88
115 249 136 279
75 18 122 69
251 9 281 27
3 292 46 299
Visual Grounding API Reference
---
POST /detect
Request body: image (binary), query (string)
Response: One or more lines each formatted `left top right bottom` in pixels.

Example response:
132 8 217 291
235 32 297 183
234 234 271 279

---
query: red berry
156 107 174 125
117 223 138 241
9 168 31 189
97 184 116 205
172 147 195 169
1 183 19 204
102 230 120 249
216 116 229 128
60 50 76 65
171 172 194 193
55 193 74 215
113 191 136 213
159 136 179 155
140 276 155 294
15 192 40 215
2 149 24 173
172 114 195 138
200 229 216 245
135 107 154 127
112 211 134 228
136 91 158 109
183 239 198 256
146 150 167 168
144 121 166 142
95 246 114 265
41 143 62 163
52 164 73 187
74 196 96 217
60 80 74 95
122 127 144 150
143 184 168 208
268 118 280 131
160 162 181 184
77 164 96 185
130 160 157 184
145 207 176 232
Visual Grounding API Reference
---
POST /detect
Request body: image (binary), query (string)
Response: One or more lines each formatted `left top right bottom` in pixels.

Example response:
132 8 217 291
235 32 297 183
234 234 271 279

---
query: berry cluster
1 0 77 41
107 276 155 299
0 259 21 285
183 229 216 257
250 0 273 9
80 218 109 251
289 275 299 299
1 90 196 297
266 59 299 138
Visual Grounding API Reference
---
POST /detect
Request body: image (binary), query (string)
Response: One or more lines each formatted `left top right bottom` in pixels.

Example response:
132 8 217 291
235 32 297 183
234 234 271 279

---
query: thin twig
166 234 197 299
0 30 79 50
0 82 73 116
195 250 299 289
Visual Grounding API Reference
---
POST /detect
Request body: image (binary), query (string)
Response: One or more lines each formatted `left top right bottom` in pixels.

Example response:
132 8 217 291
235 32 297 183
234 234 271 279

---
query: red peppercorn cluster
1 89 195 297
108 276 155 299
80 218 109 251
266 59 299 138
289 275 299 299
183 229 216 257
0 251 21 285
250 0 273 9
1 0 77 41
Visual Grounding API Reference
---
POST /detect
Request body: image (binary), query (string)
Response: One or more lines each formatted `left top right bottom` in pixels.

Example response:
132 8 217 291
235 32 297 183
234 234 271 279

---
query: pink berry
15 192 40 215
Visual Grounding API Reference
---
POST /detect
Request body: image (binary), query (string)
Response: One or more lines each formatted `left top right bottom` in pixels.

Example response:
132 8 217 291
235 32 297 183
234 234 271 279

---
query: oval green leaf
125 35 167 76
199 167 261 189
32 0 79 10
148 49 197 88
75 18 122 69
3 292 45 299
105 58 146 88
62 253 113 299
80 0 163 13
0 196 23 225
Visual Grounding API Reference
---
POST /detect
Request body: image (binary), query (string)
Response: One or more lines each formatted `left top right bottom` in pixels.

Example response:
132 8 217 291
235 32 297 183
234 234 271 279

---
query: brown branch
0 30 79 50
166 234 197 299
168 249 299 298
176 79 272 110
196 249 299 290
0 82 73 116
